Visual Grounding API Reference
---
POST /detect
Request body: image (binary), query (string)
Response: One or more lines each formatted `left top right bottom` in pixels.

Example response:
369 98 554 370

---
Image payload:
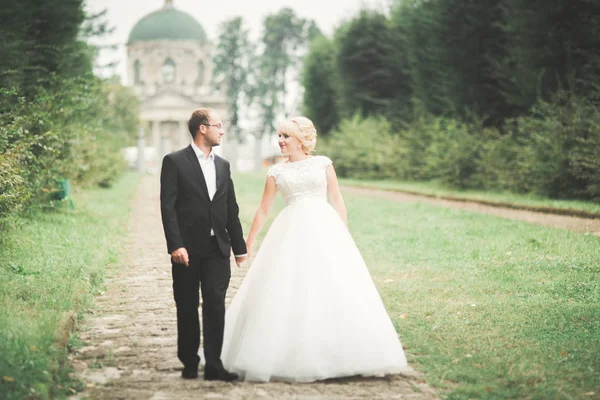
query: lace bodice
267 156 333 205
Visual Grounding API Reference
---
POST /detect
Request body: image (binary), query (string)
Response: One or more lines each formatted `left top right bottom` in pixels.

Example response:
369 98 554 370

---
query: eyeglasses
202 123 223 129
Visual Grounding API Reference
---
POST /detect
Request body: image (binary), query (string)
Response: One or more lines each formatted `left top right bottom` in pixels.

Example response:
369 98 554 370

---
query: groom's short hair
188 108 214 137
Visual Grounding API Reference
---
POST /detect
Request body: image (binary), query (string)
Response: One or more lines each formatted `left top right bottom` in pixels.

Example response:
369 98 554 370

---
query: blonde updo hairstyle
278 116 318 154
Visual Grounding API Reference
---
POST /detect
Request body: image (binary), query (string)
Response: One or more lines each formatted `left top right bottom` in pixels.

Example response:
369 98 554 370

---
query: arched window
196 60 205 86
162 58 176 84
134 60 141 84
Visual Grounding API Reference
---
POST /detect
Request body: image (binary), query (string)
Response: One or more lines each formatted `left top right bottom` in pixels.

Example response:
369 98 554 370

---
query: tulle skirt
222 197 409 382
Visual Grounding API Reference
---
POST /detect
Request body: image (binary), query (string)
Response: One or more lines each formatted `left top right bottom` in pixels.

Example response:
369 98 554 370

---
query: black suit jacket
160 145 246 258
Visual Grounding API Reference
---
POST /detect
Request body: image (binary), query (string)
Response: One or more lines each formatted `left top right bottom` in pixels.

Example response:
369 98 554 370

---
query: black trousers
172 236 231 370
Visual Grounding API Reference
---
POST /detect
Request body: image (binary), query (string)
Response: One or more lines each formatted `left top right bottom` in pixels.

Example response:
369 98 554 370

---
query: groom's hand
235 255 247 268
171 247 189 267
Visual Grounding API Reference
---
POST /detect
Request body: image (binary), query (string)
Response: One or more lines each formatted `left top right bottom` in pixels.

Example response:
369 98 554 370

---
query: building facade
126 0 228 162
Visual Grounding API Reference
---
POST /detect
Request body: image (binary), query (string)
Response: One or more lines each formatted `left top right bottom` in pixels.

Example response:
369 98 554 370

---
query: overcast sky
86 0 388 82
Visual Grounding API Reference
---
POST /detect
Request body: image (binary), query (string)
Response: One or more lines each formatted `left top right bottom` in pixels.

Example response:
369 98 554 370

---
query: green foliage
0 78 138 218
318 115 404 179
390 0 513 126
401 116 485 188
302 35 339 135
473 127 525 191
213 16 256 142
334 10 401 119
0 0 139 219
257 8 313 135
507 91 600 200
0 0 90 99
301 0 600 202
0 152 28 216
498 0 600 113
0 173 138 399
330 90 600 201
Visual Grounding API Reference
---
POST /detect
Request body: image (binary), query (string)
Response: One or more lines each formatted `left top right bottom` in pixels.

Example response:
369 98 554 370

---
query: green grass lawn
0 172 139 400
235 172 600 400
340 178 600 216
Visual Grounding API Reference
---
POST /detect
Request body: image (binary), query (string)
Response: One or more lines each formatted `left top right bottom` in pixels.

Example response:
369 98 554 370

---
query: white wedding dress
222 155 409 382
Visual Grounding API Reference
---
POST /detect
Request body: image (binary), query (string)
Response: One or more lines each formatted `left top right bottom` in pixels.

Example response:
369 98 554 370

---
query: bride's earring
297 144 302 149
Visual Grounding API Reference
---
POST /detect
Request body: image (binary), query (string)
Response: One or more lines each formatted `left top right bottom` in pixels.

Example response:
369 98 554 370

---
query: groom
160 108 247 381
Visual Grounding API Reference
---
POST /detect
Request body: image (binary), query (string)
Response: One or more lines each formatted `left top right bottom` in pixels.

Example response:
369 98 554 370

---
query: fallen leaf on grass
384 279 394 283
584 392 595 396
399 313 408 319
451 359 460 364
560 351 568 357
2 376 14 383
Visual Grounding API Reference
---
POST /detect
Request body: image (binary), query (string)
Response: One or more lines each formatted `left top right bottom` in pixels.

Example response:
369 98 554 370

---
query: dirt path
341 186 600 236
69 175 437 400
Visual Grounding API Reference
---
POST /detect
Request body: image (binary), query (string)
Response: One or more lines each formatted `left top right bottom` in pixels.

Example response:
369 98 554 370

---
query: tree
334 10 402 119
395 0 513 126
0 0 91 100
254 8 314 169
496 0 600 113
0 0 140 219
213 16 256 170
301 35 339 135
213 16 256 142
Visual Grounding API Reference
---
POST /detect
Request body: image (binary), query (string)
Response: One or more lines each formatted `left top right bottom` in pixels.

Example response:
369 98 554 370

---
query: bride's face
277 131 301 156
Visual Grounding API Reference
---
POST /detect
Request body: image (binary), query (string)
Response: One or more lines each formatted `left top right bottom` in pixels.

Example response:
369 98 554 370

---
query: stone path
342 186 600 237
69 175 437 400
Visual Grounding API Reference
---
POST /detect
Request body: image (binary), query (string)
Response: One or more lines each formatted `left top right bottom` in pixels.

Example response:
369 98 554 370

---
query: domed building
127 0 228 161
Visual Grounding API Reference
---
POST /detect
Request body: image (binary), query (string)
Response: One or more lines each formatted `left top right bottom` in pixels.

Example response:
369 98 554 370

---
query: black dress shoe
203 365 238 382
181 367 199 379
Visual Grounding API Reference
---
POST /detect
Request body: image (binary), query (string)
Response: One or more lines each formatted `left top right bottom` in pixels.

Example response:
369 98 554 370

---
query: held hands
235 255 247 268
171 247 189 267
234 239 253 268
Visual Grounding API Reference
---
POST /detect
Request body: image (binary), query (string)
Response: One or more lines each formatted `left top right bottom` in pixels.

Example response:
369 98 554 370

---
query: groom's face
204 112 225 147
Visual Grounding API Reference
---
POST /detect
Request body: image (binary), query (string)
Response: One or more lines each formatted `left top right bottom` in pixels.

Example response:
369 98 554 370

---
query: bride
221 117 409 382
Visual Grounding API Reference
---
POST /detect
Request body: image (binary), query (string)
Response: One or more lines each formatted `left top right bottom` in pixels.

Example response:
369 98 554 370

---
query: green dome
128 7 207 44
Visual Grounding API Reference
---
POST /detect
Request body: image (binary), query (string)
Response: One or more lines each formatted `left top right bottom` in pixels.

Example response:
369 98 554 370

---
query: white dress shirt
191 142 246 258
191 142 216 235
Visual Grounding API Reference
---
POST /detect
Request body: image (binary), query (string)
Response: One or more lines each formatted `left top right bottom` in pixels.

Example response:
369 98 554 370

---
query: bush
399 114 487 188
0 78 139 220
316 92 600 203
508 91 600 200
0 151 29 216
317 115 405 179
474 127 526 192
